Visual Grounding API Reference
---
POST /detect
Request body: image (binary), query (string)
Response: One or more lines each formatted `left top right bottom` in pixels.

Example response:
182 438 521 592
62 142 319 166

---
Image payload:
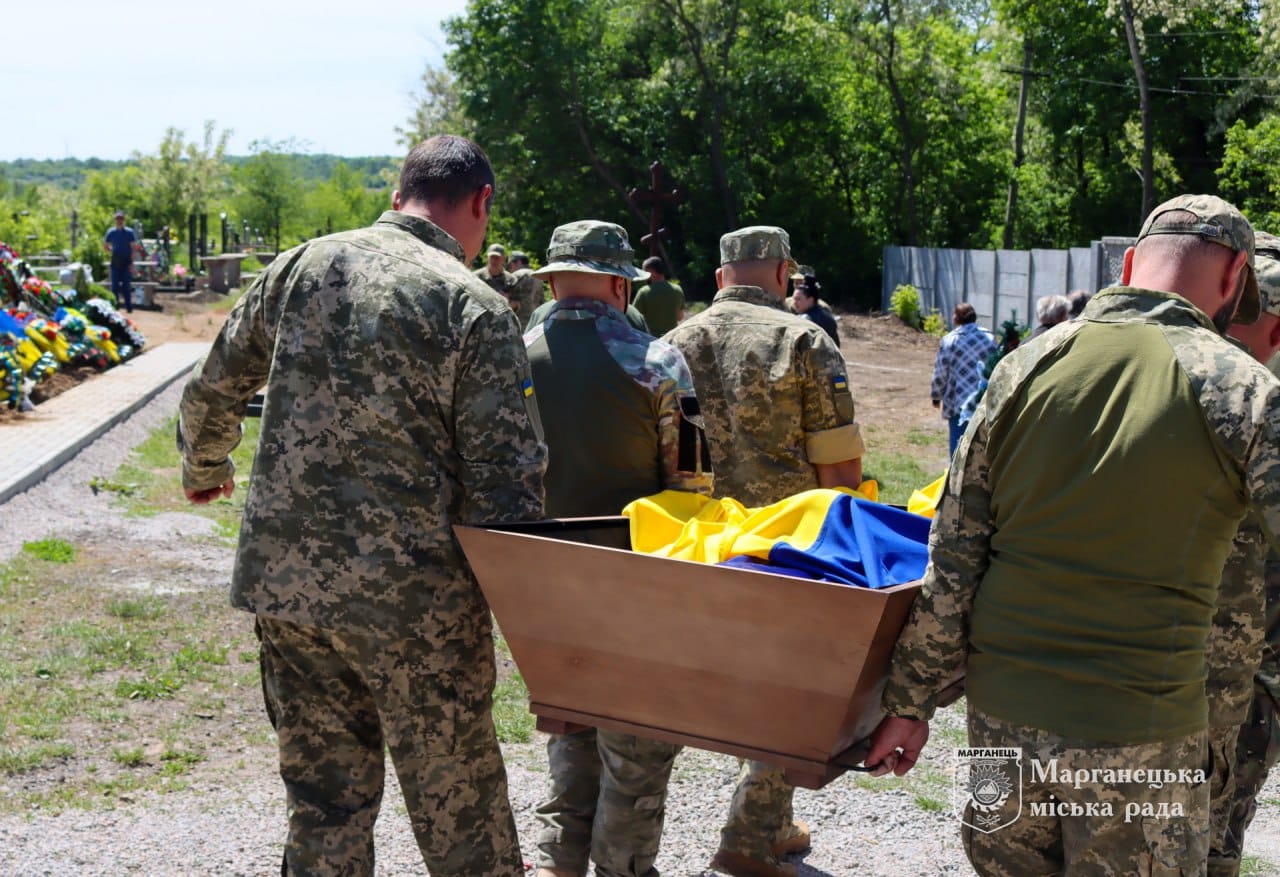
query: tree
133 122 231 233
234 140 303 254
398 66 471 147
1218 116 1280 231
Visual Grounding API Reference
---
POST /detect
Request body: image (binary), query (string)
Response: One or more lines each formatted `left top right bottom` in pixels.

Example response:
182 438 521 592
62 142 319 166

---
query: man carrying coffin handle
663 225 865 877
524 219 712 877
867 194 1280 875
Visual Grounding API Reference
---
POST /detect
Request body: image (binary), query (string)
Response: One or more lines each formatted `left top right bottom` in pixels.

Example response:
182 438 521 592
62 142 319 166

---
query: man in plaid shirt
930 302 996 455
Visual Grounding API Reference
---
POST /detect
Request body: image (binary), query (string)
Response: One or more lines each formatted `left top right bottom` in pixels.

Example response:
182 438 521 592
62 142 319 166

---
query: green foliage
890 284 923 329
1219 116 1280 232
922 310 947 337
233 140 304 253
22 539 76 564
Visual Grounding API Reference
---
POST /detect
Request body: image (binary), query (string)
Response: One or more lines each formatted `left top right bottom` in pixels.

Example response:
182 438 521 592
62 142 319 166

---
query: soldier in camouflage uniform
509 250 547 328
178 135 546 877
476 241 521 309
867 195 1280 876
1208 232 1280 876
662 226 865 877
523 220 714 877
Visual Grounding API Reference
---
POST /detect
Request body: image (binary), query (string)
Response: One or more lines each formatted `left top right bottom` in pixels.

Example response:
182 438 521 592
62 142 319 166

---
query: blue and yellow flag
623 486 931 589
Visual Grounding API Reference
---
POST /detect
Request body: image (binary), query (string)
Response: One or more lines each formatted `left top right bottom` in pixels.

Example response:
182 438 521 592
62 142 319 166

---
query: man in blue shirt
102 210 137 312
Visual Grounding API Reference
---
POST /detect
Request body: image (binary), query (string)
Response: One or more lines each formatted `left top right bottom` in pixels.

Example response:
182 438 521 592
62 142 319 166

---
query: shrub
86 283 116 307
923 309 947 337
890 284 923 329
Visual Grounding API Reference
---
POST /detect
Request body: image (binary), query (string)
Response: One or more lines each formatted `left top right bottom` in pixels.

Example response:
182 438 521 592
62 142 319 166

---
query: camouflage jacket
882 287 1280 742
524 298 712 517
661 285 863 507
179 211 547 644
510 268 545 325
474 266 519 304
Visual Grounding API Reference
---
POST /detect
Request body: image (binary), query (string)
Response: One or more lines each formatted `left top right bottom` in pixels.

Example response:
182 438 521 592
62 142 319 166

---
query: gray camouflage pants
535 727 681 876
964 704 1210 876
1209 685 1280 877
257 616 523 877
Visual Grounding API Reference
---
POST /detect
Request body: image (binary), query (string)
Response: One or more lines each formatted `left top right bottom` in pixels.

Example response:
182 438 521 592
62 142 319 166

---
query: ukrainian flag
623 487 931 589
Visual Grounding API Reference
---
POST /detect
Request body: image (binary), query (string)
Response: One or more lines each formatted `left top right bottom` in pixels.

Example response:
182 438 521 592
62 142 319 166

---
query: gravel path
2 384 1279 876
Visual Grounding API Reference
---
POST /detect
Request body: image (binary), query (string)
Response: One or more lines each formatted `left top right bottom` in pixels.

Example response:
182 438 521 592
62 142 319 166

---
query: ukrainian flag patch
833 376 848 392
522 378 534 397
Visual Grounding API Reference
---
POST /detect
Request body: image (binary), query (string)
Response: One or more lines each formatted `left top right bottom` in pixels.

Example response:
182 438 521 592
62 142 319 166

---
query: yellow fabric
623 481 879 562
907 472 946 518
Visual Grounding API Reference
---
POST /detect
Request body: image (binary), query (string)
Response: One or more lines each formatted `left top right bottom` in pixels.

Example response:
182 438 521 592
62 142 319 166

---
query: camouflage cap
1136 194 1259 324
720 226 796 268
532 220 649 281
487 243 506 258
1256 231 1280 318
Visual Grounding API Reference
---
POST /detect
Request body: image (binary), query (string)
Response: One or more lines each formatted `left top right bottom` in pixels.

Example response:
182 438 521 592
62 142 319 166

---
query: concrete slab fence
881 237 1135 332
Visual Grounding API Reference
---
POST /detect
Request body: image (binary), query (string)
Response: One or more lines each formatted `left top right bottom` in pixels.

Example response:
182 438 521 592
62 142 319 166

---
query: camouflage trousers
964 704 1210 876
534 727 681 877
1206 724 1242 877
1208 686 1280 877
718 760 796 860
256 616 523 877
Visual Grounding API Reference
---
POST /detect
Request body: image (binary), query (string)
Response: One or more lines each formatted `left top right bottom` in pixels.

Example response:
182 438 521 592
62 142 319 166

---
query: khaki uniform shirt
661 285 863 506
179 211 546 646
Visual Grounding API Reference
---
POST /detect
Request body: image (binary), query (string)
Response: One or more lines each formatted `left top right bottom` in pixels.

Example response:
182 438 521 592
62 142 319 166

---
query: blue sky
4 0 469 161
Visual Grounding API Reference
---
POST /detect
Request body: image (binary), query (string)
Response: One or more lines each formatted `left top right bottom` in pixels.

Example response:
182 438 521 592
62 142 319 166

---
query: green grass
1241 855 1280 876
22 539 76 563
864 450 936 507
112 746 146 767
492 630 535 744
905 427 944 448
103 414 259 541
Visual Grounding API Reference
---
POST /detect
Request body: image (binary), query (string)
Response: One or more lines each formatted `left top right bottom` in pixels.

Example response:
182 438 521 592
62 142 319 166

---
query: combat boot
709 849 798 877
770 819 811 857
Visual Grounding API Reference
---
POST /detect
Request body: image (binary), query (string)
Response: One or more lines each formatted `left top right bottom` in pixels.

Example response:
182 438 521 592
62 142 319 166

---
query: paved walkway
0 342 208 504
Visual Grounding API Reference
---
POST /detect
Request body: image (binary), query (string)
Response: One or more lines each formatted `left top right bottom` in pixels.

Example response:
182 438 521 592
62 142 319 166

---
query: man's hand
185 480 235 504
865 715 930 777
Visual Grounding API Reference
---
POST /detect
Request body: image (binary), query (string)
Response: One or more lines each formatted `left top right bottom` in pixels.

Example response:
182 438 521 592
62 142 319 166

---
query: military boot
709 849 798 877
770 819 811 857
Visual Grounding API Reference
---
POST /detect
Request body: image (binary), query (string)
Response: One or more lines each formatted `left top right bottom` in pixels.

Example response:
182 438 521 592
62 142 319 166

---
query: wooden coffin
455 516 921 789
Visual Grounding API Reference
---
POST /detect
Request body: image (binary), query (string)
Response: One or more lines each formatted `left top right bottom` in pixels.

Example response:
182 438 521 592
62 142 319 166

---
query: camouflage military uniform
524 222 713 877
512 266 546 327
1218 556 1280 872
528 297 652 335
178 210 546 877
1208 234 1280 876
882 283 1280 875
475 264 521 309
662 228 863 872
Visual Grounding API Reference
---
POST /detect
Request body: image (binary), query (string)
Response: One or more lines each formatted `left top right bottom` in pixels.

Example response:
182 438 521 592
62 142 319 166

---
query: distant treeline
1 155 399 191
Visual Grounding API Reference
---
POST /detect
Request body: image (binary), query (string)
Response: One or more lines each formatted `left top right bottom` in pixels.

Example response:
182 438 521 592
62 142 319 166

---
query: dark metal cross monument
628 162 684 257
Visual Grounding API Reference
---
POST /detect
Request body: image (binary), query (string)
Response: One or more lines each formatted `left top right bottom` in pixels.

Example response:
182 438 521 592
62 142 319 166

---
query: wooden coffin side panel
456 524 920 763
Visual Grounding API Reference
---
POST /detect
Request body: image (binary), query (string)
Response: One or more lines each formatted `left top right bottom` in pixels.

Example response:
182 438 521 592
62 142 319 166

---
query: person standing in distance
102 210 138 313
178 134 546 877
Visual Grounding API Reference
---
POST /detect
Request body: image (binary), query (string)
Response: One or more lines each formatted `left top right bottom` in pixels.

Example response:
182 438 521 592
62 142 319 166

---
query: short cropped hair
1036 294 1071 326
1067 289 1093 317
642 256 665 274
399 135 495 208
953 302 977 325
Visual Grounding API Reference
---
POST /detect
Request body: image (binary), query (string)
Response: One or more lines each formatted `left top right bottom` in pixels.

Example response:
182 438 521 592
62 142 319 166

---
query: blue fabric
104 226 136 261
0 309 24 336
717 496 930 589
948 413 964 456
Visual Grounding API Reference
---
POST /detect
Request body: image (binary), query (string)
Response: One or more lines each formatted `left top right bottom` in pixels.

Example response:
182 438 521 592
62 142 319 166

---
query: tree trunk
1118 0 1153 219
881 0 920 247
1003 37 1032 249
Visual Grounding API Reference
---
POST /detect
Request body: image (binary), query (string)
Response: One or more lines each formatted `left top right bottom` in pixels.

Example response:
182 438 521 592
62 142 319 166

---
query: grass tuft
22 539 76 563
